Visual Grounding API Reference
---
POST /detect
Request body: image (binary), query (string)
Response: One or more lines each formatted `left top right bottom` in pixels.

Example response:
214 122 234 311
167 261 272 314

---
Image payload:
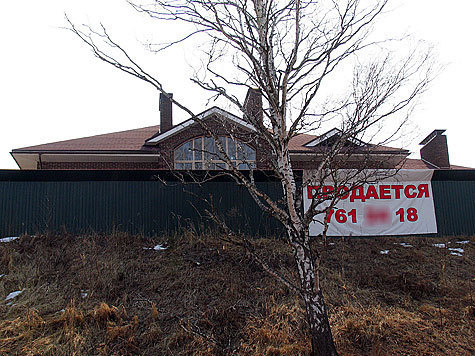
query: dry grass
0 231 473 355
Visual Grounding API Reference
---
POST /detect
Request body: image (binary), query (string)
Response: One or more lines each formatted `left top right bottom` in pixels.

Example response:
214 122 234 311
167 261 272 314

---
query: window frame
174 136 256 170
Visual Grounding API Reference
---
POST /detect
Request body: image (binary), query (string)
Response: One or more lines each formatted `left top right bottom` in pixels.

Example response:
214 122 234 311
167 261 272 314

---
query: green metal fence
0 169 473 237
0 170 285 237
432 170 475 236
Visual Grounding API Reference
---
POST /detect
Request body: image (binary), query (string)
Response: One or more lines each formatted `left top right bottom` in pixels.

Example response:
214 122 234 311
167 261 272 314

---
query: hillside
0 232 473 355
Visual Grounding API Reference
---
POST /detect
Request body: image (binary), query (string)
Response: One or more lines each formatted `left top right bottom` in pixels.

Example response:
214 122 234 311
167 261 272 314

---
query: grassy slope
0 232 473 356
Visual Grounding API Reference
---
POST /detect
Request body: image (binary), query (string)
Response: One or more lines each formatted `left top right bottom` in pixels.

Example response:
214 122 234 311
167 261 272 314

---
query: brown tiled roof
288 133 314 151
287 133 408 154
13 127 405 154
12 123 472 170
449 164 472 170
398 158 472 170
13 122 409 154
399 158 434 169
13 125 161 152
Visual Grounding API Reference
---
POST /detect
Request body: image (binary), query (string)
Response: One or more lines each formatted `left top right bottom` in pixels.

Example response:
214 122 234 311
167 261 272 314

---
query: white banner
304 170 438 236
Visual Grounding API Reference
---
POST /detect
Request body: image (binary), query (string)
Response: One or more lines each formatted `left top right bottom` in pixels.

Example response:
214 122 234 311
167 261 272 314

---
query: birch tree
67 0 433 354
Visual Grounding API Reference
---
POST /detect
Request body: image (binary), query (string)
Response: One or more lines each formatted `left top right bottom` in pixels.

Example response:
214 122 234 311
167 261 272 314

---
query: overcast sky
1 0 474 169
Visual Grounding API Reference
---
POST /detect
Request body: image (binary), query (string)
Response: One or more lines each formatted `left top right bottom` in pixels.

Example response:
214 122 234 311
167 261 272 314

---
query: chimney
243 88 263 125
419 129 450 169
160 93 173 133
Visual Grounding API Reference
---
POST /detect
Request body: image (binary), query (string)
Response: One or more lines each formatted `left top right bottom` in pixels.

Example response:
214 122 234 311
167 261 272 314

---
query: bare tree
67 0 433 355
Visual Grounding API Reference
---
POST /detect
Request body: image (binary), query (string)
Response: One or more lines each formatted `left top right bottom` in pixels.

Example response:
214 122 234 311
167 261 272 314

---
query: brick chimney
243 88 262 125
159 93 173 133
419 129 450 169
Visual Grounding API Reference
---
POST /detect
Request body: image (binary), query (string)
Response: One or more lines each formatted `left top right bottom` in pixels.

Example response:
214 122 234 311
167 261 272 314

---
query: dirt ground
0 231 473 355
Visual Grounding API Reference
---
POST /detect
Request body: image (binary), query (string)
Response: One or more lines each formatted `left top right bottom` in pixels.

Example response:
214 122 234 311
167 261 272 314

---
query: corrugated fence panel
432 180 475 236
1 170 473 238
0 175 285 237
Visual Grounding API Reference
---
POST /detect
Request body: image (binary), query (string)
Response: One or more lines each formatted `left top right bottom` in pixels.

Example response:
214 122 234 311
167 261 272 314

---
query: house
10 90 463 171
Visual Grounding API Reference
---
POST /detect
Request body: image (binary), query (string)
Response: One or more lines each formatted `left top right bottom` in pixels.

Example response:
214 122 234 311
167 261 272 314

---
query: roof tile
13 122 468 170
13 125 160 152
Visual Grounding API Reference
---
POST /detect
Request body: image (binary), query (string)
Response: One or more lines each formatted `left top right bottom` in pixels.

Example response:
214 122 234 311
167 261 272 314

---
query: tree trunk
304 290 339 356
293 239 339 356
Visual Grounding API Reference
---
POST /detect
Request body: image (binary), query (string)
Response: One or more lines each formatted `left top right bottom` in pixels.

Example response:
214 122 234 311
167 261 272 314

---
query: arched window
174 136 256 170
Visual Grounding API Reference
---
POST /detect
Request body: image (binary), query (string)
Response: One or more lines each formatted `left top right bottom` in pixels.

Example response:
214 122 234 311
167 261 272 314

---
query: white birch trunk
291 230 339 356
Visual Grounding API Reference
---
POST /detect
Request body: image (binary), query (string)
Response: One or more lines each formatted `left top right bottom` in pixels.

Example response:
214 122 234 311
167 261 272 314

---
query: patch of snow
0 236 19 243
153 244 167 251
328 242 335 246
0 274 6 278
395 242 413 248
456 240 470 245
144 244 167 251
5 290 23 301
450 252 463 257
80 290 89 299
379 250 390 255
448 248 464 254
432 243 446 248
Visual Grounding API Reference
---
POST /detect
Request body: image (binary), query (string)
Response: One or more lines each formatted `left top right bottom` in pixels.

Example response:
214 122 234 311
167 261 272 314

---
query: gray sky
1 0 474 169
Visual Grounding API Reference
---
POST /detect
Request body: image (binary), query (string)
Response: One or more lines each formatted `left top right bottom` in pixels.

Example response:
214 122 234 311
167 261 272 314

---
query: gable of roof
303 128 366 148
12 125 161 152
145 107 256 145
289 133 409 155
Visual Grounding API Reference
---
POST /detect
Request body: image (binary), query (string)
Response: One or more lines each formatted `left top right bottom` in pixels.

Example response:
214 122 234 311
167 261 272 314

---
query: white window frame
174 136 256 170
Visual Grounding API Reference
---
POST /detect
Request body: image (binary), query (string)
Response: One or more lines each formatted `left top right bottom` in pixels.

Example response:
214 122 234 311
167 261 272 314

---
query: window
174 136 256 170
